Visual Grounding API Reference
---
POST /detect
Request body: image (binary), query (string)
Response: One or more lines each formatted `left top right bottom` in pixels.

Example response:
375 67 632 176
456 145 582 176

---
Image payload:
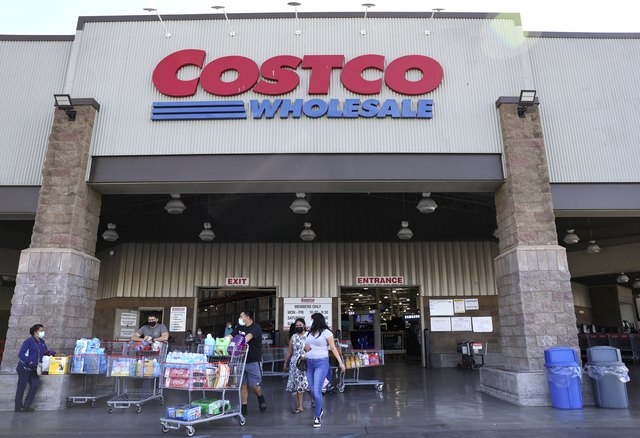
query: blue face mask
38 331 45 339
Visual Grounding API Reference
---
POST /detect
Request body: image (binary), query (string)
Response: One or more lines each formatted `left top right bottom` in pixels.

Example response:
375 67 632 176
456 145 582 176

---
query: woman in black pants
15 324 53 412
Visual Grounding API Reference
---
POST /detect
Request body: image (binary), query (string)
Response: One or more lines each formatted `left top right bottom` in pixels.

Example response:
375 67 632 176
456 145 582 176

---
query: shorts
241 361 262 387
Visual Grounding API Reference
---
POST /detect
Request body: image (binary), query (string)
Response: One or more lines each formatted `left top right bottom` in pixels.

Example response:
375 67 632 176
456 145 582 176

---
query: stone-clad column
0 101 101 410
480 98 579 406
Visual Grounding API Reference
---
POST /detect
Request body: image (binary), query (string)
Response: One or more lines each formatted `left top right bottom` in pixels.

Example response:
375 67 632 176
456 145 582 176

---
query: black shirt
231 322 262 363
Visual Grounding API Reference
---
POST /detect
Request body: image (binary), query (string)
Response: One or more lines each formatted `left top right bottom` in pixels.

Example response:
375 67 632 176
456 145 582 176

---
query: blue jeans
15 366 40 409
306 357 329 418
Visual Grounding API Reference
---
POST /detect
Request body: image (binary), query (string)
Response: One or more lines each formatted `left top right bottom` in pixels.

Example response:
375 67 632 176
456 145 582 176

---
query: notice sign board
120 312 138 327
429 299 454 316
170 307 187 332
283 298 332 330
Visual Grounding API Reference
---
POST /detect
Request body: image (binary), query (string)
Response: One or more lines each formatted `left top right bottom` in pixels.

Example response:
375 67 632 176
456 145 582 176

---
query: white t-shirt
304 329 333 359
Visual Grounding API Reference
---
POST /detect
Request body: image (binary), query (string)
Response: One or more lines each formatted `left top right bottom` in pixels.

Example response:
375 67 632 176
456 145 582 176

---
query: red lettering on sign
341 54 384 95
384 55 444 95
152 49 206 97
254 55 303 95
301 55 345 95
200 56 260 96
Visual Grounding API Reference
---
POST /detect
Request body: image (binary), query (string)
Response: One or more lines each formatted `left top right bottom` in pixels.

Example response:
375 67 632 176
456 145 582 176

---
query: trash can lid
544 347 579 366
586 346 622 364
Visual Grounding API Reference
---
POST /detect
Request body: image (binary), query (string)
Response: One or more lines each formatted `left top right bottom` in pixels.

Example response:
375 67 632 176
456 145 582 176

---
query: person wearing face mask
131 313 169 344
225 310 266 415
224 321 234 337
283 318 312 413
15 324 54 412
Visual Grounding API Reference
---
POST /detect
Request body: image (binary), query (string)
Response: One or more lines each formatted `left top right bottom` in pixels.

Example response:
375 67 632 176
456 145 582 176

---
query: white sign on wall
283 298 333 330
451 317 472 332
429 299 454 316
430 317 452 332
472 316 493 333
120 327 135 338
169 307 187 332
465 299 480 310
120 312 138 327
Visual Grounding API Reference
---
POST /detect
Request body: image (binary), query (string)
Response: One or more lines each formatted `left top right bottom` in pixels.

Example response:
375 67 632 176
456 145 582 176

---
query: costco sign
151 50 444 120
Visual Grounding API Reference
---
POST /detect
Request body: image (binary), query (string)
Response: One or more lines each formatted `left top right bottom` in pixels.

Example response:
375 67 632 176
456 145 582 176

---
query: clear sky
0 0 638 35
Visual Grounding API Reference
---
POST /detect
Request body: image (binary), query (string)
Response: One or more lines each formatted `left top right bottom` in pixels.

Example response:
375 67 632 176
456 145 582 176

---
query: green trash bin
585 346 630 408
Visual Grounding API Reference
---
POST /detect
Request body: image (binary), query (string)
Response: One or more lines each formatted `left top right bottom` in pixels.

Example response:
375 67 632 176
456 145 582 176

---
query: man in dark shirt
226 309 266 415
131 313 169 343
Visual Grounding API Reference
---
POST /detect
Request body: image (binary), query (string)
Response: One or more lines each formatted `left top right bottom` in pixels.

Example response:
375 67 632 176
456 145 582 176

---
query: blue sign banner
151 99 433 121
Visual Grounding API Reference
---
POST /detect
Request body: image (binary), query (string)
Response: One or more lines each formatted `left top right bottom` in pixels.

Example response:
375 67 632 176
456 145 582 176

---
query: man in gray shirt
131 313 169 343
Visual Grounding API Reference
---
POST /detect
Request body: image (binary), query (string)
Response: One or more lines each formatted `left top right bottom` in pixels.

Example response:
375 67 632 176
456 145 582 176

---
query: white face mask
38 331 45 339
238 317 246 327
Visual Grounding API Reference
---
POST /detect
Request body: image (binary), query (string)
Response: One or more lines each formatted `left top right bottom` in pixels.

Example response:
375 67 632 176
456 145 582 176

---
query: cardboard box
48 356 70 375
192 399 231 416
173 405 201 421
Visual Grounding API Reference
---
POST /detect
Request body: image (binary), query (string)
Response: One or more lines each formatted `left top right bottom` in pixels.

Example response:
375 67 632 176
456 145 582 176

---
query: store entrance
196 288 277 343
339 287 423 363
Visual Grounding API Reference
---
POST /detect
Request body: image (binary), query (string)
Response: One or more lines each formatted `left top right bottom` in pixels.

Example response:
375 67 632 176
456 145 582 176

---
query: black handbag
296 353 307 371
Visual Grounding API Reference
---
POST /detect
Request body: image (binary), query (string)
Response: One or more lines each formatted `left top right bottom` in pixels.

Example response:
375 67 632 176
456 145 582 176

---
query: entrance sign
169 306 187 332
151 51 443 121
225 277 249 286
356 276 404 285
429 299 454 316
283 298 332 330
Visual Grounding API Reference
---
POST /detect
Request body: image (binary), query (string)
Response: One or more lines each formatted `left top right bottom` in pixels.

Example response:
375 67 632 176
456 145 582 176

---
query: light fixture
397 221 413 240
300 222 316 241
517 89 537 118
360 3 375 35
617 272 629 284
143 7 172 38
290 193 311 214
199 222 215 241
563 229 579 245
586 240 601 254
287 2 302 35
165 194 186 214
102 223 119 242
212 6 235 36
493 228 499 239
416 193 438 213
53 94 76 121
425 8 445 35
634 279 640 289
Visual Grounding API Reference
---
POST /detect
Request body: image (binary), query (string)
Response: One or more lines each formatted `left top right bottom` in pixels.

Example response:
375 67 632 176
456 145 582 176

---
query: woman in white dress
283 318 311 413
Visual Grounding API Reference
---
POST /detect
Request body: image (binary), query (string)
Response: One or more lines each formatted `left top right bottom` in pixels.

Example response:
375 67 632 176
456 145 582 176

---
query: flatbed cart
261 345 288 377
106 342 167 413
160 344 248 437
337 349 385 392
67 341 128 408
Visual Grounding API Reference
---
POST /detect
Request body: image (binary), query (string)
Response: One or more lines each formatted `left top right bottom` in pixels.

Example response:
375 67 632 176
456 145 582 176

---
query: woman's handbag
296 353 307 372
36 363 43 376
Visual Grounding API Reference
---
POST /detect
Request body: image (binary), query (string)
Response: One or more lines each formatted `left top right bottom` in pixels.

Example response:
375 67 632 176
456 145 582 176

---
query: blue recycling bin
544 347 583 409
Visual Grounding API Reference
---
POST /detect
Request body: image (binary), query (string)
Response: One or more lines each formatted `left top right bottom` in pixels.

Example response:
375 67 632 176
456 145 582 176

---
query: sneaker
14 407 24 413
313 417 321 428
23 407 35 412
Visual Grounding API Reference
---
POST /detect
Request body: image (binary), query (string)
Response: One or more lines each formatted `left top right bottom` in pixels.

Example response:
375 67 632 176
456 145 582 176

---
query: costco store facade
0 12 639 409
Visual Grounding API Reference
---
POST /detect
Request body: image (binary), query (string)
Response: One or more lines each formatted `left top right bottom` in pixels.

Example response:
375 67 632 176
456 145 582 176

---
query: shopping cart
67 340 128 408
261 345 288 377
160 343 249 436
106 342 167 413
335 340 385 392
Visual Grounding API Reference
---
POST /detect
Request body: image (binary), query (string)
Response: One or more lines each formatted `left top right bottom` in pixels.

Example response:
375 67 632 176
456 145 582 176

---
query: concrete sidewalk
1 358 638 437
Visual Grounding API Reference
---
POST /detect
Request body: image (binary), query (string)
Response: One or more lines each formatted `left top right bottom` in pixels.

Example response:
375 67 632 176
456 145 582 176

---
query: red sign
225 277 249 286
356 276 405 285
153 50 444 97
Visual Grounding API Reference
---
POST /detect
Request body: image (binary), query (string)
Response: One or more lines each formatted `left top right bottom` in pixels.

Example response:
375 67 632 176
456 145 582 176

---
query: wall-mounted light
425 8 445 35
54 94 76 121
616 272 629 284
102 223 119 242
360 3 375 35
288 2 302 35
517 89 536 118
143 7 172 38
586 240 601 254
212 6 235 36
634 278 640 289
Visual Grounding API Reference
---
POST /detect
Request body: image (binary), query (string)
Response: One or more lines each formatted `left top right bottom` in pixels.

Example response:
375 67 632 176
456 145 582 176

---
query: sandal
292 408 304 414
